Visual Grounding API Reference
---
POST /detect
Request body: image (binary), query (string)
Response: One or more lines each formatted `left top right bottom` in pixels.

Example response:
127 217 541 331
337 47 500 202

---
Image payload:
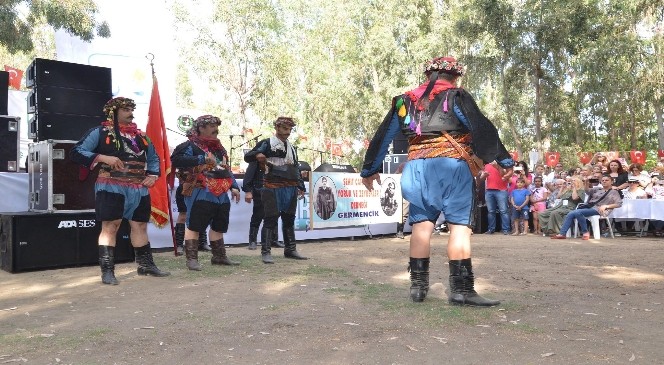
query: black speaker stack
0 59 134 273
26 58 112 141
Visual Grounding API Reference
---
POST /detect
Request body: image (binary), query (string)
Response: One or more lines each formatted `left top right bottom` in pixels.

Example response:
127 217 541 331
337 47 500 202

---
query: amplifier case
25 58 112 92
0 212 134 273
28 140 96 212
0 116 20 172
27 86 111 117
29 112 101 141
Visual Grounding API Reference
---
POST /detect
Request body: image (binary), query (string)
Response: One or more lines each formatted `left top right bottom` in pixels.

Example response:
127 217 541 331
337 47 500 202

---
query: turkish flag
630 150 646 164
509 151 519 162
578 151 593 165
4 65 23 89
605 151 620 161
145 75 172 229
544 152 560 167
658 150 664 158
331 144 342 156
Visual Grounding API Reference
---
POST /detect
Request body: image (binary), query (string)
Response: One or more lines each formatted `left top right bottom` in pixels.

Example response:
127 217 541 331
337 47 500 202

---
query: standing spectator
592 153 608 169
71 97 170 285
529 176 549 235
484 161 512 235
607 159 629 193
509 178 531 235
544 162 564 191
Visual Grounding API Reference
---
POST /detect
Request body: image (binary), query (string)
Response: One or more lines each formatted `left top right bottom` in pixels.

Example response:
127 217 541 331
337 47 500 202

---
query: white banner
310 172 402 229
0 173 401 248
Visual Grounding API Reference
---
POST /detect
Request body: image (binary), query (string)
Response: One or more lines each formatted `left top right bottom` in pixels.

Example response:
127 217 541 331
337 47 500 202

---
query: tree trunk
656 98 664 150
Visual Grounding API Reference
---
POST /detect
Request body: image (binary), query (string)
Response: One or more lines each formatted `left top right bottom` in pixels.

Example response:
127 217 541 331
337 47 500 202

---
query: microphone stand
220 134 244 168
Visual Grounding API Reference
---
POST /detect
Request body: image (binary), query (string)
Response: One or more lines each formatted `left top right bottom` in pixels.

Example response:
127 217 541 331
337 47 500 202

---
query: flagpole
146 53 177 255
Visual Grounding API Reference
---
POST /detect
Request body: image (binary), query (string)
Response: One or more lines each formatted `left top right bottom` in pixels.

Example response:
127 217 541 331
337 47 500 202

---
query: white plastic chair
571 196 615 239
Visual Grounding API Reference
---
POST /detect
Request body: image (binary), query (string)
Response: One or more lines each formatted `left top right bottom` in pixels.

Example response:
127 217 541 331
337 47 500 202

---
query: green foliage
171 0 664 169
0 0 109 54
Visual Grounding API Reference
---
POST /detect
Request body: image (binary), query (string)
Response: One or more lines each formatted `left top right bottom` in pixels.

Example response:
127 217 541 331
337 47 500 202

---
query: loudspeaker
0 212 134 273
0 71 8 115
0 116 20 172
28 140 96 212
28 86 111 116
29 112 101 141
25 58 112 92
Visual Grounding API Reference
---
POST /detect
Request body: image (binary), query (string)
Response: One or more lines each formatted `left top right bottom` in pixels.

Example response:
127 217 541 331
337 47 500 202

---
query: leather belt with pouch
204 169 232 179
266 164 300 181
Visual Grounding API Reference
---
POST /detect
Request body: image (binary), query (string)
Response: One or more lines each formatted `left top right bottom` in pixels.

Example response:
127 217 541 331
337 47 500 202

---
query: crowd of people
478 155 664 238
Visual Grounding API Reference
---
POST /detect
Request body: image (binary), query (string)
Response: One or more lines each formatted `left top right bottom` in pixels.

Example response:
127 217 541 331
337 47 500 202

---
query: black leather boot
396 223 405 239
271 229 285 248
175 223 185 256
184 239 202 271
248 226 259 250
99 245 118 285
448 259 500 307
198 229 211 251
261 228 275 264
135 243 170 277
210 238 239 265
283 226 307 260
408 257 429 302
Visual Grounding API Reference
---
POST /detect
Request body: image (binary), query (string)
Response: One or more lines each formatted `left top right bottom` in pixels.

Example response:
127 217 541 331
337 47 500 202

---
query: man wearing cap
244 117 308 264
361 56 513 306
171 115 241 270
71 97 170 285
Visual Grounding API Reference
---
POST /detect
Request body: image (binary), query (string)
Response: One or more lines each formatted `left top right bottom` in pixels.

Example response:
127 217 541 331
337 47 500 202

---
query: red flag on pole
4 65 23 89
544 152 560 167
630 150 646 164
146 75 171 228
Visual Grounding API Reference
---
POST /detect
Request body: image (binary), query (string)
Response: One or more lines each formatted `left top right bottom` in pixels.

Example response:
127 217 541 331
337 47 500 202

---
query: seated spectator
622 177 647 199
539 178 585 235
627 163 650 189
646 175 664 199
551 176 622 240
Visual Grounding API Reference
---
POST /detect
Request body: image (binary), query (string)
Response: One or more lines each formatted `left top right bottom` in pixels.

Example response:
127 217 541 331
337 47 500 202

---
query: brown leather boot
184 239 201 271
210 238 239 265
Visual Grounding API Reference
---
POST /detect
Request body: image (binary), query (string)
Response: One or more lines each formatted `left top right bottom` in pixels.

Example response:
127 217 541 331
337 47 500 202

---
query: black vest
398 89 466 137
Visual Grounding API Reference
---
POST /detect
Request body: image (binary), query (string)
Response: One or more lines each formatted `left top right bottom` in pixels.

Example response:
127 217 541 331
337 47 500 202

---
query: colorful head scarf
423 56 465 76
188 115 222 136
273 116 296 128
103 97 136 120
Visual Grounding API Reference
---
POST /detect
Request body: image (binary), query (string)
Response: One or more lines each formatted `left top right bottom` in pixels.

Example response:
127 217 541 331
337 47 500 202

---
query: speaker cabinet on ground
28 140 96 212
0 71 8 115
25 58 112 92
29 112 101 141
0 116 20 172
0 212 134 273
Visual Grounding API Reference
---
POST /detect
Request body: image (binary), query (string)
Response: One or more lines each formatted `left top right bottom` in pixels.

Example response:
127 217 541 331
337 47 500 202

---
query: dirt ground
1 231 663 365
